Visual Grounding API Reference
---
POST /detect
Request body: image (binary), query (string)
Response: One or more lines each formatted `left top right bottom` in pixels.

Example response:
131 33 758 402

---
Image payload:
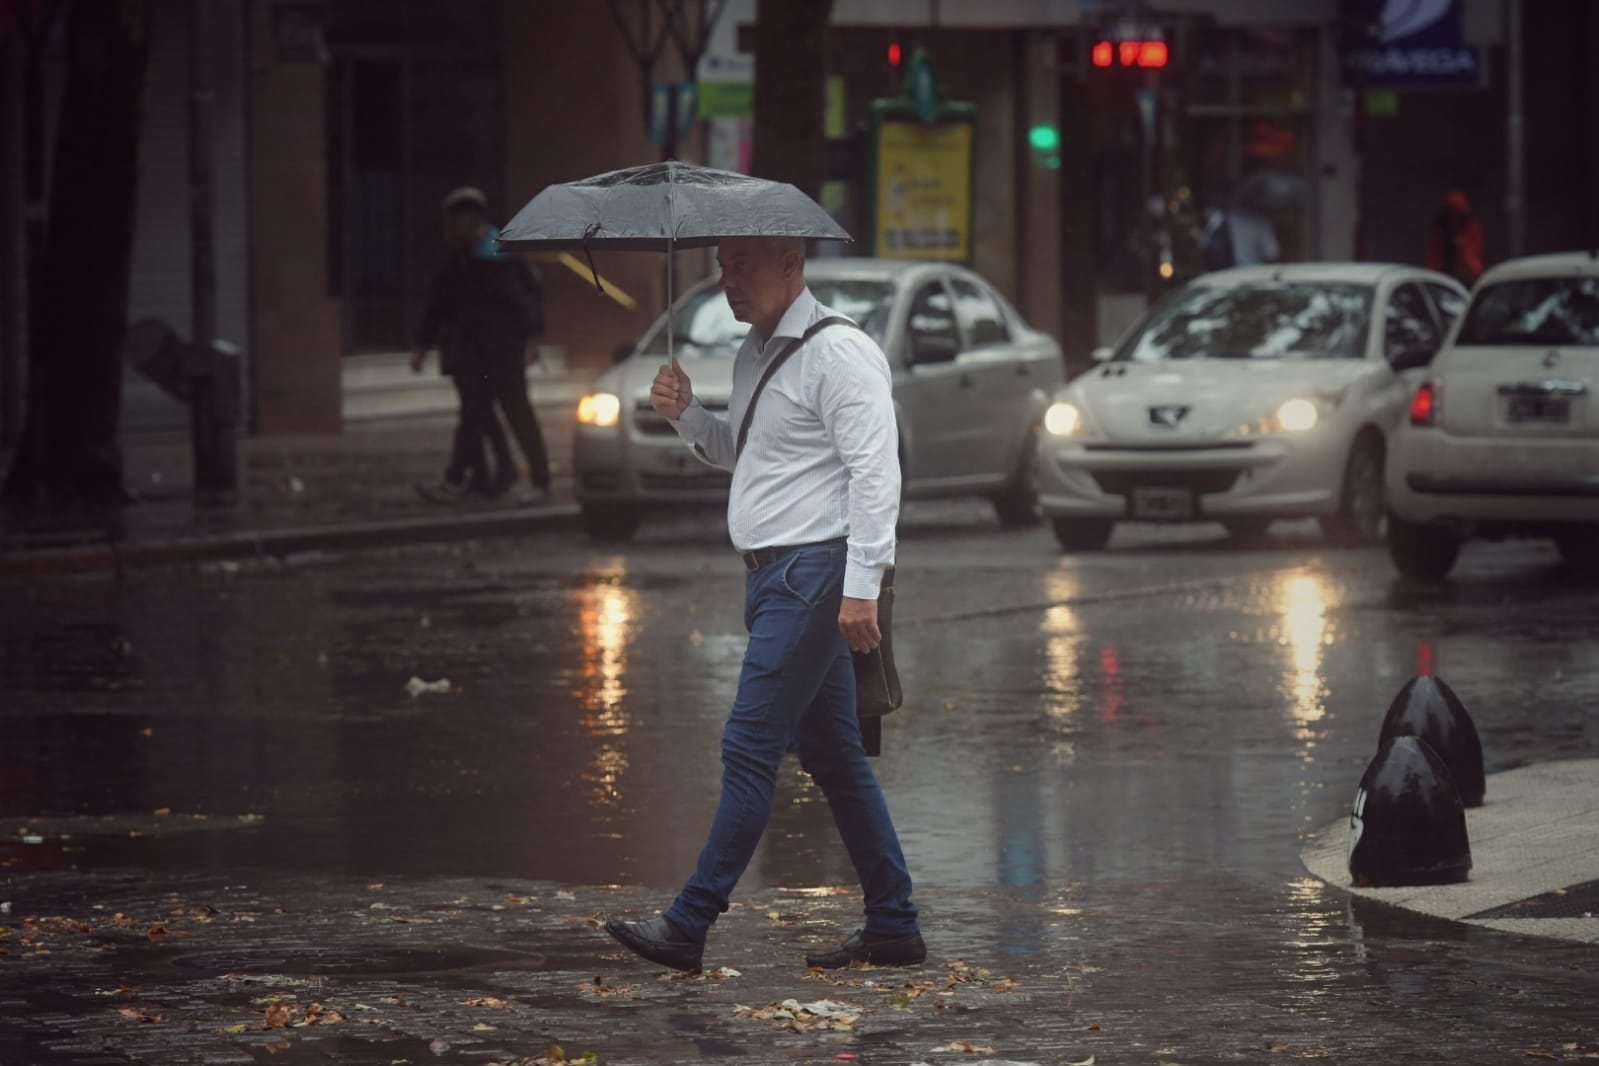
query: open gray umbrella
498 161 852 366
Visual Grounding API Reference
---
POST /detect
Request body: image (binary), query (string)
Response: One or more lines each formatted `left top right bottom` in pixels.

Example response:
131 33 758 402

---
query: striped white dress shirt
671 287 900 600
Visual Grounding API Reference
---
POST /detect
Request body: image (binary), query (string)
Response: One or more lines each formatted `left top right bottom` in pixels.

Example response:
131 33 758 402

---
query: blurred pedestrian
1425 189 1485 287
413 187 551 502
603 235 924 974
1202 202 1279 270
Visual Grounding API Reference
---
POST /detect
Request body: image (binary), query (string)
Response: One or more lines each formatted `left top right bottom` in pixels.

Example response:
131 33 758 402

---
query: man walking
413 187 552 501
604 235 924 972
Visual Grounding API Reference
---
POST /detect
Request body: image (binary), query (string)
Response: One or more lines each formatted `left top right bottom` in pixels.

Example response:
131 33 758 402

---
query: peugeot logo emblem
1149 405 1189 428
1544 350 1562 369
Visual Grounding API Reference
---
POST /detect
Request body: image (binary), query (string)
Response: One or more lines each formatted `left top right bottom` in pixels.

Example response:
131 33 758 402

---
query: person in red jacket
1425 189 1485 286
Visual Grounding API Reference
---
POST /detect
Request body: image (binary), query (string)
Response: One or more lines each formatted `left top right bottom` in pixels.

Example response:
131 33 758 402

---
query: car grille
634 401 728 436
1091 468 1245 496
1082 442 1254 453
580 472 622 492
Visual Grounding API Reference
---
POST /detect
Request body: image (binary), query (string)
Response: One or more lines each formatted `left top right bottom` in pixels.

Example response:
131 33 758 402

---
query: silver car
572 259 1064 541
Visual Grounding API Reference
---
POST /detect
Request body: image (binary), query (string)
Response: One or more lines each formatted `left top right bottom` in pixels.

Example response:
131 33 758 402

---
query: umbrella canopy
1232 171 1309 213
497 161 852 251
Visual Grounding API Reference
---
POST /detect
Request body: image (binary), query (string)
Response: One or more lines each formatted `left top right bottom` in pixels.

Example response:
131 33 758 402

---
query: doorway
325 51 504 353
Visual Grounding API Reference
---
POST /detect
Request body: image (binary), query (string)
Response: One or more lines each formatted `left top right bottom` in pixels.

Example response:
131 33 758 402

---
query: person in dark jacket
413 187 551 501
1425 189 1485 287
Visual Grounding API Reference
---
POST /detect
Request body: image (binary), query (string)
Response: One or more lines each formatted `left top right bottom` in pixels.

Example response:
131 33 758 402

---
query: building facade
2 0 1596 446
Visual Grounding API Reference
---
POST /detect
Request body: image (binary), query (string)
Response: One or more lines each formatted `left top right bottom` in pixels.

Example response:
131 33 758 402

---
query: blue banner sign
1341 0 1481 88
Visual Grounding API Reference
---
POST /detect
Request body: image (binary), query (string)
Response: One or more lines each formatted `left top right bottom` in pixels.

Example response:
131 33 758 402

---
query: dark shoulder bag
734 317 904 721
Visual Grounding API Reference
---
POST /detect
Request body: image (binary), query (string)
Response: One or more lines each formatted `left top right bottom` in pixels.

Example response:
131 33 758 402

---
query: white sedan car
572 259 1064 541
1386 252 1599 581
1037 264 1467 551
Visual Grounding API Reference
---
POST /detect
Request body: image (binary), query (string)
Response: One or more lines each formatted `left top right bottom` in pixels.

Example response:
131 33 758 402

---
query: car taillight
1410 382 1439 426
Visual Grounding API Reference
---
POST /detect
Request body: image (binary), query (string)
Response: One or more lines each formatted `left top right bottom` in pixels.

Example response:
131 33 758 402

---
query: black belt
740 537 847 572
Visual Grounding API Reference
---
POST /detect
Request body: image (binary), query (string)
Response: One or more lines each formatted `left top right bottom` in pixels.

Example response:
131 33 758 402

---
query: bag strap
734 315 861 461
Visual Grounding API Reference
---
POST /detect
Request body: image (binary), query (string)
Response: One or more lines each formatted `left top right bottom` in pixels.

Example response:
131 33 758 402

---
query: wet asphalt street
2 503 1597 1065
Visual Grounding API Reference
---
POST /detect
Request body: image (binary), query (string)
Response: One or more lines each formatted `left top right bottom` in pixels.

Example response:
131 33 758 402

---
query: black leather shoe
604 914 703 972
805 929 927 970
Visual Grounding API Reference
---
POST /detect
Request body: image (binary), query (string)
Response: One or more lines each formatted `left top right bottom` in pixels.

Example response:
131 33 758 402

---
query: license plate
1130 487 1195 520
1506 396 1570 423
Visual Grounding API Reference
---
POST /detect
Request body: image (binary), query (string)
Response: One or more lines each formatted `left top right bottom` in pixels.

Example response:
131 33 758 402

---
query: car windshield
640 280 895 357
1456 277 1599 346
1117 282 1373 362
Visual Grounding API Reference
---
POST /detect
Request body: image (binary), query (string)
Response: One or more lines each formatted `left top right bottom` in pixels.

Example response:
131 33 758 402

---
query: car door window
907 282 960 364
949 278 1011 349
1386 283 1441 362
1425 282 1467 332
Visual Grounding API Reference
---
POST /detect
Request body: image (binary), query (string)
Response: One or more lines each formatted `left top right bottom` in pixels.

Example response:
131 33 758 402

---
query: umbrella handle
583 242 603 296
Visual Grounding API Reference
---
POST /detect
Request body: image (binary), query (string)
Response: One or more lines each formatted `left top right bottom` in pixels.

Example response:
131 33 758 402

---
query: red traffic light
1092 38 1169 69
888 41 902 66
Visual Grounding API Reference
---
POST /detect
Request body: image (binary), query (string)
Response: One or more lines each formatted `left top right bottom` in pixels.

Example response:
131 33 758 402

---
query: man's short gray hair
767 235 807 260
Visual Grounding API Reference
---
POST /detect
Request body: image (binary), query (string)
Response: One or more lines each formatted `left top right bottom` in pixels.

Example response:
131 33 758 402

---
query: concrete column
248 0 341 434
1316 24 1358 261
1017 34 1064 356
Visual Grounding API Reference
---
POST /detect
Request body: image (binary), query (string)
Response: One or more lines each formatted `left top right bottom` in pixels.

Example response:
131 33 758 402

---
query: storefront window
1171 26 1319 275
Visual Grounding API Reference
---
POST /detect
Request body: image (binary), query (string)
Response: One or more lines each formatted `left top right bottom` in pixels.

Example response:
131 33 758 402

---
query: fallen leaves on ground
929 1041 997 1054
263 1003 293 1029
584 977 637 998
464 996 513 1009
1067 1056 1096 1066
734 999 860 1034
487 1045 599 1066
658 966 740 983
115 1006 162 1024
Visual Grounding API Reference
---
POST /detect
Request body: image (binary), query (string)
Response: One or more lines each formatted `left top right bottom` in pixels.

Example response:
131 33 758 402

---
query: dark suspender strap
734 316 862 461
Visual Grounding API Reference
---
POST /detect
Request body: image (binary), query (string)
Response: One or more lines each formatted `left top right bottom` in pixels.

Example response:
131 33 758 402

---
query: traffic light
887 37 903 68
1028 123 1061 170
1090 36 1168 69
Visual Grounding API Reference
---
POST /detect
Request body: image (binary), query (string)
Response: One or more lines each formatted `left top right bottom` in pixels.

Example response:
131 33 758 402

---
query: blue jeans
665 541 919 941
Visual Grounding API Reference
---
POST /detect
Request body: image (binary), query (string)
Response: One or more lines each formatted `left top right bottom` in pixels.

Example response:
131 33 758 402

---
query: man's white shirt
670 287 900 600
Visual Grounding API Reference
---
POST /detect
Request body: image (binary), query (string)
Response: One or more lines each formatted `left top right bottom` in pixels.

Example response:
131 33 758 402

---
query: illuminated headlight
1236 395 1337 437
1044 402 1083 436
577 392 621 428
1275 397 1320 433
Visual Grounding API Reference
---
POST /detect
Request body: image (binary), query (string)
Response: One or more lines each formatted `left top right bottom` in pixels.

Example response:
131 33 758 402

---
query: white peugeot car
1386 252 1599 581
1037 264 1468 551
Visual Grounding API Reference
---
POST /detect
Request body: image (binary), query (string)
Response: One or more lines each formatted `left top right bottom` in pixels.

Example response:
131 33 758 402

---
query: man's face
443 210 481 252
717 237 795 327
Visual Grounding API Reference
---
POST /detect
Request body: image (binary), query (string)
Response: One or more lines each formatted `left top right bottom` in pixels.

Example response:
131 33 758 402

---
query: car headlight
577 392 622 428
1237 395 1334 436
1275 397 1319 433
1044 401 1083 436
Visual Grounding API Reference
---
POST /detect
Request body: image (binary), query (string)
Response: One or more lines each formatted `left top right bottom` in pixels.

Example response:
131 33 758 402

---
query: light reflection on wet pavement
2 506 1597 1063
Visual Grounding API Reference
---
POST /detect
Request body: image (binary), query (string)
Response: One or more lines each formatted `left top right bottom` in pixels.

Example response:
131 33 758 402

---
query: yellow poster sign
874 120 973 262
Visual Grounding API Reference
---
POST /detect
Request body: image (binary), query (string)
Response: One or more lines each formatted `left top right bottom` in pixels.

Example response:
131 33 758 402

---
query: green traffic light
1028 125 1060 152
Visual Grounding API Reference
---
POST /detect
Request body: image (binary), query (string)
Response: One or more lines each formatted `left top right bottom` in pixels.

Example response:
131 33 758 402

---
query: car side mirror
912 331 961 365
611 342 634 365
1090 346 1114 363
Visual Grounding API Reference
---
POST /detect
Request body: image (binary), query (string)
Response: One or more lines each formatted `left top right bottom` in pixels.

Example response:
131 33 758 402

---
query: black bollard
1348 735 1472 888
1378 675 1485 807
